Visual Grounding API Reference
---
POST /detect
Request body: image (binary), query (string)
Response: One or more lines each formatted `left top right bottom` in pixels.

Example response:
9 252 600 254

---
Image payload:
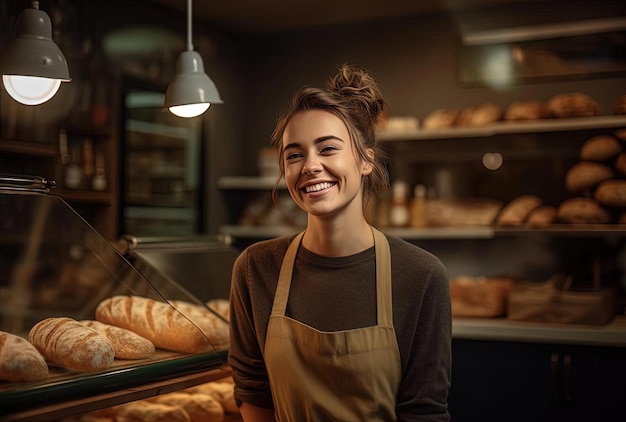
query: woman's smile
303 181 336 193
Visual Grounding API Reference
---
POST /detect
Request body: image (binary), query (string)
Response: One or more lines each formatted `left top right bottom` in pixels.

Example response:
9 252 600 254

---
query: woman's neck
302 216 374 257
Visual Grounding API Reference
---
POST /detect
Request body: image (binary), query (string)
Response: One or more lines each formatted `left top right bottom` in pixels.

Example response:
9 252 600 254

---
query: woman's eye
285 152 303 160
321 145 338 153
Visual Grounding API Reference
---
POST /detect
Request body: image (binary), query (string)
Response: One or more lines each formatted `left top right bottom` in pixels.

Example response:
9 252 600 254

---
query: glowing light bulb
169 103 210 118
3 75 62 105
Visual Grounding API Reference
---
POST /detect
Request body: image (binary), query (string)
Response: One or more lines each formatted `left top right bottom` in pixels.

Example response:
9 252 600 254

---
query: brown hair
269 64 389 205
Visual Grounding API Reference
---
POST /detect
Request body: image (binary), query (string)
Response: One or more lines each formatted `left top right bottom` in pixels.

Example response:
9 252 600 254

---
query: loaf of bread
556 197 610 224
28 317 114 372
189 382 238 414
155 392 225 422
115 401 191 422
0 331 49 382
206 299 230 322
95 296 213 354
496 195 542 226
504 100 545 121
580 135 622 161
449 276 515 317
80 320 155 360
168 300 230 349
465 102 502 127
594 179 626 207
546 92 599 118
565 161 613 192
422 108 459 129
526 205 557 227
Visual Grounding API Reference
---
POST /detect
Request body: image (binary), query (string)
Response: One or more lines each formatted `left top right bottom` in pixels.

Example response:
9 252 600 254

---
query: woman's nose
302 156 322 175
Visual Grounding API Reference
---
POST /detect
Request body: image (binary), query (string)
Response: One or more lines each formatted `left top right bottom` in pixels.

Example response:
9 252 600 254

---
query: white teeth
305 182 335 193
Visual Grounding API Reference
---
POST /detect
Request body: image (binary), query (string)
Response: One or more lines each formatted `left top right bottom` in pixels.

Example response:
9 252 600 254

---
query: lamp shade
164 50 222 118
0 5 70 105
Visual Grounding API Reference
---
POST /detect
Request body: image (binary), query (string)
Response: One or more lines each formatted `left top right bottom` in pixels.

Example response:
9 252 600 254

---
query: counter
453 315 626 347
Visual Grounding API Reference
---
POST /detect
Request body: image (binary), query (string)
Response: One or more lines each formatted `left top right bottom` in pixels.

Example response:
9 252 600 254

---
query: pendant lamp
164 0 222 118
0 1 70 106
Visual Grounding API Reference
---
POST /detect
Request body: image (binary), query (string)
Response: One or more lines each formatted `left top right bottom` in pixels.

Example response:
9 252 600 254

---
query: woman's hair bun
327 63 386 121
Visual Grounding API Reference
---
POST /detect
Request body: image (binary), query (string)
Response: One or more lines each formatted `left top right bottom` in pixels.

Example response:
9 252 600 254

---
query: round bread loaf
565 161 613 192
186 381 238 414
526 205 557 227
594 179 626 207
504 100 545 121
546 92 599 118
0 331 49 382
80 320 155 360
496 195 542 226
556 197 610 224
422 108 459 129
28 317 114 372
467 102 502 126
580 135 622 161
615 129 626 142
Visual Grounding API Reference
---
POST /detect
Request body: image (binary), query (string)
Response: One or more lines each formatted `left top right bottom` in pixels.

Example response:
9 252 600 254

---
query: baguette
0 331 49 382
28 317 114 372
80 320 155 360
168 300 230 349
95 296 213 354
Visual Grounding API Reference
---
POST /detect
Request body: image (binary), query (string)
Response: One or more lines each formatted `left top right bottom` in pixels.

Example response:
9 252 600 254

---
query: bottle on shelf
410 184 428 228
389 179 410 227
59 130 83 189
91 148 107 191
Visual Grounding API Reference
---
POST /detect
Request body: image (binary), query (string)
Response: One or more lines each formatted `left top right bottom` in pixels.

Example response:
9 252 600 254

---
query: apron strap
271 231 305 316
372 228 393 326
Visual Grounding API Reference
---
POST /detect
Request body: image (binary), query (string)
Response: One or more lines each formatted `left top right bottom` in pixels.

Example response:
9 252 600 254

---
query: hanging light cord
186 0 193 51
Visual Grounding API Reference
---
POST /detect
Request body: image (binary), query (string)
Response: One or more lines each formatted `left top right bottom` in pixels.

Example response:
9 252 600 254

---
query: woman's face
282 109 372 220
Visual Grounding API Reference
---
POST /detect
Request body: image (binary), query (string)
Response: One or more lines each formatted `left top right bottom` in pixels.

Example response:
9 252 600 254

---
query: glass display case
0 175 231 421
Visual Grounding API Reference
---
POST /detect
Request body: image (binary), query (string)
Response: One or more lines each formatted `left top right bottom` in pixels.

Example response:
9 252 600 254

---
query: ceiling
146 0 551 33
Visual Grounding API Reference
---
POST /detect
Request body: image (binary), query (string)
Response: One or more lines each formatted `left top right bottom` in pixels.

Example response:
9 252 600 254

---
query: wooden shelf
381 115 626 142
0 140 56 157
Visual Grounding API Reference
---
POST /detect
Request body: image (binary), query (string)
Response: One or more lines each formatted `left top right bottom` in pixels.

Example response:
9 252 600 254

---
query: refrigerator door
121 82 204 237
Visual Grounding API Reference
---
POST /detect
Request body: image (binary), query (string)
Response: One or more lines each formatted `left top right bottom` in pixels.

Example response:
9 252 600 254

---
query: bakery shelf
452 315 626 348
381 115 626 142
0 139 57 157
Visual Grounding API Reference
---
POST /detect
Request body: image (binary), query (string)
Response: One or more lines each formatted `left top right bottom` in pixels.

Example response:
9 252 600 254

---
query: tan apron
264 228 401 421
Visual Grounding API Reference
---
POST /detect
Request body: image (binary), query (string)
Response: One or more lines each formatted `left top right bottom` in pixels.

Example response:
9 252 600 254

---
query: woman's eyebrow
284 135 345 151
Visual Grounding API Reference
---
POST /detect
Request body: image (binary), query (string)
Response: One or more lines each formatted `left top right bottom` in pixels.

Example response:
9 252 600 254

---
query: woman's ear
362 148 375 176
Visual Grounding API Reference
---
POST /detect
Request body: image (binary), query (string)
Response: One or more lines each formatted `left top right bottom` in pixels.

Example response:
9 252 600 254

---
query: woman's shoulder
235 234 297 265
385 233 447 273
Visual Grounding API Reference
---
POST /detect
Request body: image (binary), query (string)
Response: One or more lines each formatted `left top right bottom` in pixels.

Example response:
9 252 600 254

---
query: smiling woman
228 64 452 421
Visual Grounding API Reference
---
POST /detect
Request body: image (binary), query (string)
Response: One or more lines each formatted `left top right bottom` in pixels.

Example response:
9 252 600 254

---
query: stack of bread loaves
63 378 240 422
560 130 626 224
1 296 230 383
